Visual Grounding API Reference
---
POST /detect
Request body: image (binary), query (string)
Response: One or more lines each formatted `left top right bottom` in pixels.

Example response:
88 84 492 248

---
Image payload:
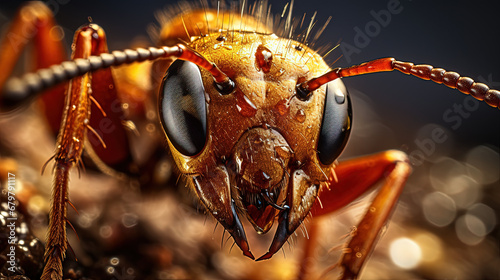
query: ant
0 1 498 279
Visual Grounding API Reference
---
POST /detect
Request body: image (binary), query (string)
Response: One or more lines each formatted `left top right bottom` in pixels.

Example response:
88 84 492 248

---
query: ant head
158 32 352 260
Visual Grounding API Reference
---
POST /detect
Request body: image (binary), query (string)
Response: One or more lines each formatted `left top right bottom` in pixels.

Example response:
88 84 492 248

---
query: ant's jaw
257 169 319 261
192 167 255 260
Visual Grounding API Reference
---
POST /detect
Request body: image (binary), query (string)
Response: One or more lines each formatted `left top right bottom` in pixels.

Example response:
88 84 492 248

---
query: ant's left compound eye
317 79 352 165
159 60 207 156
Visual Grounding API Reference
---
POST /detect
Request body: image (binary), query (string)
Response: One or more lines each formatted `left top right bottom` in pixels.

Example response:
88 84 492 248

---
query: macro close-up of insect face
0 0 499 279
158 24 353 262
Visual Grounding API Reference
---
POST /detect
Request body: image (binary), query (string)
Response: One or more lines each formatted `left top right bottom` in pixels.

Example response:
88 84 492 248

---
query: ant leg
0 3 133 174
297 218 322 280
41 26 93 280
0 2 66 133
42 23 133 279
80 25 133 174
304 150 411 279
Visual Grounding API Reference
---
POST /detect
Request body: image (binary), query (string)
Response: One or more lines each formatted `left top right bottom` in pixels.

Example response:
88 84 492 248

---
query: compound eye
317 79 352 165
159 60 207 156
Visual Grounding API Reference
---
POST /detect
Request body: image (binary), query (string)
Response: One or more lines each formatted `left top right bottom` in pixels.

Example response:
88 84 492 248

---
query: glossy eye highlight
159 59 207 156
317 79 352 165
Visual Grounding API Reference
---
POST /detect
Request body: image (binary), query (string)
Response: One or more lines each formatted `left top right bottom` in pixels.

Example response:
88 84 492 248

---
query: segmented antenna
0 44 235 111
296 58 500 108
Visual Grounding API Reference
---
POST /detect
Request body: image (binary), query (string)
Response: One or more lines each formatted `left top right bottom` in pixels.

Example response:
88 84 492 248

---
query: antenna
1 44 235 111
296 57 500 108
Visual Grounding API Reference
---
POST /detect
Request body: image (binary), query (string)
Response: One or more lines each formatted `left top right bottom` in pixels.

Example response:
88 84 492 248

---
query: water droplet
295 109 306 122
236 92 257 117
275 99 289 115
255 45 273 73
335 90 345 104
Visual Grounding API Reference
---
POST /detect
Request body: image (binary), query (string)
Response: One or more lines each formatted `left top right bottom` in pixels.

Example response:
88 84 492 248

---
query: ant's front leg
42 22 135 278
302 150 411 280
40 24 93 280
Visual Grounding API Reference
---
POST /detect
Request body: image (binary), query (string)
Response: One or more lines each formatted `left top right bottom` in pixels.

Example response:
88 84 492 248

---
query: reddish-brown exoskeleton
0 1 498 279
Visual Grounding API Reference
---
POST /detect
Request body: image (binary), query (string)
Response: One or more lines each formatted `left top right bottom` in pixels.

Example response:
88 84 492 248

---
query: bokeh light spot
422 192 456 227
390 237 422 269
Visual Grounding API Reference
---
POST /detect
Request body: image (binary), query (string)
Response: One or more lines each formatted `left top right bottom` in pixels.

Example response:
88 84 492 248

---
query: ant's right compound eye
159 59 208 156
317 79 352 165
